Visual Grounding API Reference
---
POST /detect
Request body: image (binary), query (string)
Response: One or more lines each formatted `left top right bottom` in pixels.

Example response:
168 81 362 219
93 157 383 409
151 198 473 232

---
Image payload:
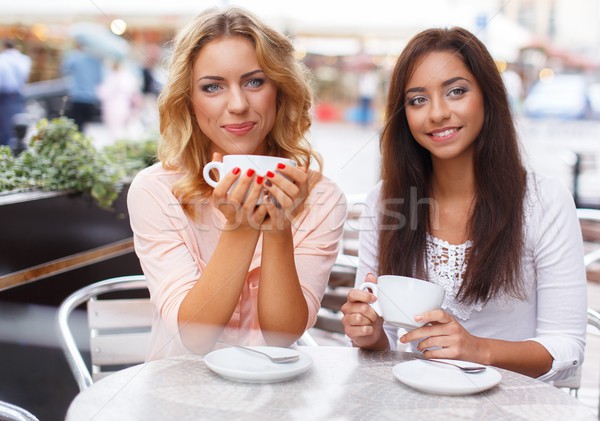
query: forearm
258 229 308 345
478 338 553 378
178 228 260 353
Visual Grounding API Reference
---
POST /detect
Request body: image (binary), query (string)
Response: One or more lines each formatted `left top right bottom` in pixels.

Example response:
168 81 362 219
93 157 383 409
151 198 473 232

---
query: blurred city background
2 0 600 203
1 0 600 419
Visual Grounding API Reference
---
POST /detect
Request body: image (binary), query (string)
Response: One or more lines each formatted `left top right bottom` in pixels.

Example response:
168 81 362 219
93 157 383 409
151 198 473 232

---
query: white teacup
359 275 445 330
202 155 296 204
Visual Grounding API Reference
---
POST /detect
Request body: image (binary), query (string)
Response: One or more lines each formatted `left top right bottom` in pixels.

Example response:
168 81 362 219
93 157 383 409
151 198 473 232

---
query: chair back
313 254 358 335
312 194 363 335
552 209 600 397
0 400 39 421
56 275 151 391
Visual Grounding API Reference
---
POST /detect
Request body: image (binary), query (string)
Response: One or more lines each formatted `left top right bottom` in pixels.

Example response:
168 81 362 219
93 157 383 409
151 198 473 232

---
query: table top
67 346 595 420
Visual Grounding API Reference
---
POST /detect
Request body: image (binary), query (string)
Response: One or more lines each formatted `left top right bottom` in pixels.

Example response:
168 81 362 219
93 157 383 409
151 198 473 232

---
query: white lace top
425 234 480 321
355 175 587 382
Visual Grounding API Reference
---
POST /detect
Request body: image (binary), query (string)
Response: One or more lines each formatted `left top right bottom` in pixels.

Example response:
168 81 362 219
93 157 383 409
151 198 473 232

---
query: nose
429 96 451 122
227 87 249 114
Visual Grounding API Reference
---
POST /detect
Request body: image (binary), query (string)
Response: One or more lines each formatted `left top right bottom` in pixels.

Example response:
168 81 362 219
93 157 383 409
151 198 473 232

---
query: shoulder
128 162 183 198
523 172 579 238
307 171 346 204
298 171 347 225
524 172 575 214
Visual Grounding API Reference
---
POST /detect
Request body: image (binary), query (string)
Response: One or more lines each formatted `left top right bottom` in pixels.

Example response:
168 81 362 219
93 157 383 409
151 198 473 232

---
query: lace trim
426 234 482 321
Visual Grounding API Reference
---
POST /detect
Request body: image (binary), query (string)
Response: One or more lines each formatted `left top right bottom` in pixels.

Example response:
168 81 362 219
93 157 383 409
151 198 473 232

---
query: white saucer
204 347 312 383
393 359 502 396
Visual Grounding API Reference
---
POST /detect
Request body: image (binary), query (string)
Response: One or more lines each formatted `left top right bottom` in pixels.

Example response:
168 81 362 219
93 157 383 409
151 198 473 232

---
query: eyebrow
197 69 265 83
405 76 469 94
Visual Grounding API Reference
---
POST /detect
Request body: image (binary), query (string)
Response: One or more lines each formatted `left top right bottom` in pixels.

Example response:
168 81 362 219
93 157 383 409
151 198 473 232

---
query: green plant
0 146 20 191
102 137 158 180
0 117 125 208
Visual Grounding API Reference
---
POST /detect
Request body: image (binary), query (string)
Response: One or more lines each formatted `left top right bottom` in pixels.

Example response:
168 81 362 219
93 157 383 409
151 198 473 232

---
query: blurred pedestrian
0 40 31 147
61 42 103 132
356 66 379 127
139 44 163 131
502 64 523 113
97 60 141 142
141 44 162 97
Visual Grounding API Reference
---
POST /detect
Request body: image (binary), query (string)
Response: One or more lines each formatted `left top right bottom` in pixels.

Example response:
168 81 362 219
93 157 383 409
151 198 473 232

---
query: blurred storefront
0 23 175 83
2 0 598 123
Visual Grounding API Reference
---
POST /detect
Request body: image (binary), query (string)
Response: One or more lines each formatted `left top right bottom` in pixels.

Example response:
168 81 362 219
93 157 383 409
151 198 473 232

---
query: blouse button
572 360 578 366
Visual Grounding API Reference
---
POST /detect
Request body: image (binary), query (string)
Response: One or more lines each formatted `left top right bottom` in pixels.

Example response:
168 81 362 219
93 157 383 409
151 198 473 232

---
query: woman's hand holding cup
209 152 268 231
260 162 309 233
341 273 387 349
399 308 487 364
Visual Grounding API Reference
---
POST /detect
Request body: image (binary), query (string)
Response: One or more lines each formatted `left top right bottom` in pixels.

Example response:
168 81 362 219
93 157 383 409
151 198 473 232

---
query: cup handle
358 281 382 317
203 161 223 188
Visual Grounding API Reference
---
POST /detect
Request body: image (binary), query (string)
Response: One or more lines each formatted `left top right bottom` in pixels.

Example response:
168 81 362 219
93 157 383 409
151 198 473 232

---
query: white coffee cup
359 275 445 330
202 155 296 204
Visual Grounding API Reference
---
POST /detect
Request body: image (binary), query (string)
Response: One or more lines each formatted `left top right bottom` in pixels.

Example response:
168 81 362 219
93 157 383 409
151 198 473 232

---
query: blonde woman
128 7 346 358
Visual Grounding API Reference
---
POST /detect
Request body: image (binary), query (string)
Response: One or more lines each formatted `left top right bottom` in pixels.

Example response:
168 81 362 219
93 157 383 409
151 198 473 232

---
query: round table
66 346 595 420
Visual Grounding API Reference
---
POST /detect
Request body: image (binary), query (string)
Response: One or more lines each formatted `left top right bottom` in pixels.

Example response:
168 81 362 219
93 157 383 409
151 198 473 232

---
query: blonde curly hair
157 6 320 217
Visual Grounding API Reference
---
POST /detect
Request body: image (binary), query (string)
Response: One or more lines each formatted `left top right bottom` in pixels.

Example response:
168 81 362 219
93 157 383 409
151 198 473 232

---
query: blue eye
201 83 221 93
245 78 265 88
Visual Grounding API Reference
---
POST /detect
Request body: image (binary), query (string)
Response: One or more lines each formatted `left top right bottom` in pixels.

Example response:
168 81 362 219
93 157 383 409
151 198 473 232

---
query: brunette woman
341 27 586 381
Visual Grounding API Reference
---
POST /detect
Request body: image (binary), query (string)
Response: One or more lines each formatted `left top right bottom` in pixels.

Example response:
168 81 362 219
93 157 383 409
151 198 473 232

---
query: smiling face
404 51 485 164
191 36 278 156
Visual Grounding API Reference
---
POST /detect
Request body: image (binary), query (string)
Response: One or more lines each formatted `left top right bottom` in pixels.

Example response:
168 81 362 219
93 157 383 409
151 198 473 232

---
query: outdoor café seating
57 204 600 419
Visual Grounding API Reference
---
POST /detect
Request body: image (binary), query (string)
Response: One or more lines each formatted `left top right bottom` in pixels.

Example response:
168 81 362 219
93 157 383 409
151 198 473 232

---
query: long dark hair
378 27 526 304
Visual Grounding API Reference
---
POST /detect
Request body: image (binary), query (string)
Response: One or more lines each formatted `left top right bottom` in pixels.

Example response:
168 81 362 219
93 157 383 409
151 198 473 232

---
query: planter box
0 185 141 305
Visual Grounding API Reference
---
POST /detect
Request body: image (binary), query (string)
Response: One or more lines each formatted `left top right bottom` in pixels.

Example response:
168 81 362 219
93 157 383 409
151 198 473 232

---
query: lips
222 122 256 135
429 127 460 140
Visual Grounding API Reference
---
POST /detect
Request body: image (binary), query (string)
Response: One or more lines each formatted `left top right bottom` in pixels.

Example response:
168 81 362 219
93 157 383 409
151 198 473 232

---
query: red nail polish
266 171 275 178
276 163 286 170
247 168 255 177
265 179 272 187
256 176 264 184
232 167 241 175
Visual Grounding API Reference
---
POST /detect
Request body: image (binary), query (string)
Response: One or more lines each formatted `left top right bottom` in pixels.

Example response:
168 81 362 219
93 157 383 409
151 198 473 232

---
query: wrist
221 223 260 239
262 224 293 240
476 337 493 366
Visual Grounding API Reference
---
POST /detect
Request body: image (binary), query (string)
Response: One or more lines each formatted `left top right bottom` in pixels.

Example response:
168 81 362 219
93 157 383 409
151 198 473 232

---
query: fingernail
265 179 272 187
266 171 275 178
276 163 286 170
399 335 406 343
256 176 264 184
414 315 423 321
246 169 255 177
232 167 241 175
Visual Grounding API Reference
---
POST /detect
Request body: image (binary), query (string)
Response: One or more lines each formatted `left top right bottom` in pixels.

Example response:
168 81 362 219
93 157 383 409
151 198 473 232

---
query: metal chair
577 209 600 414
311 194 364 335
56 275 152 391
0 400 39 421
56 274 319 390
587 308 600 416
313 253 358 335
552 209 600 411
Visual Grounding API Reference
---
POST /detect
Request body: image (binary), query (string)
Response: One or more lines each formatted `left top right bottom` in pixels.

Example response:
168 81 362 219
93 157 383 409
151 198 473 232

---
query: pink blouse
127 163 346 360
